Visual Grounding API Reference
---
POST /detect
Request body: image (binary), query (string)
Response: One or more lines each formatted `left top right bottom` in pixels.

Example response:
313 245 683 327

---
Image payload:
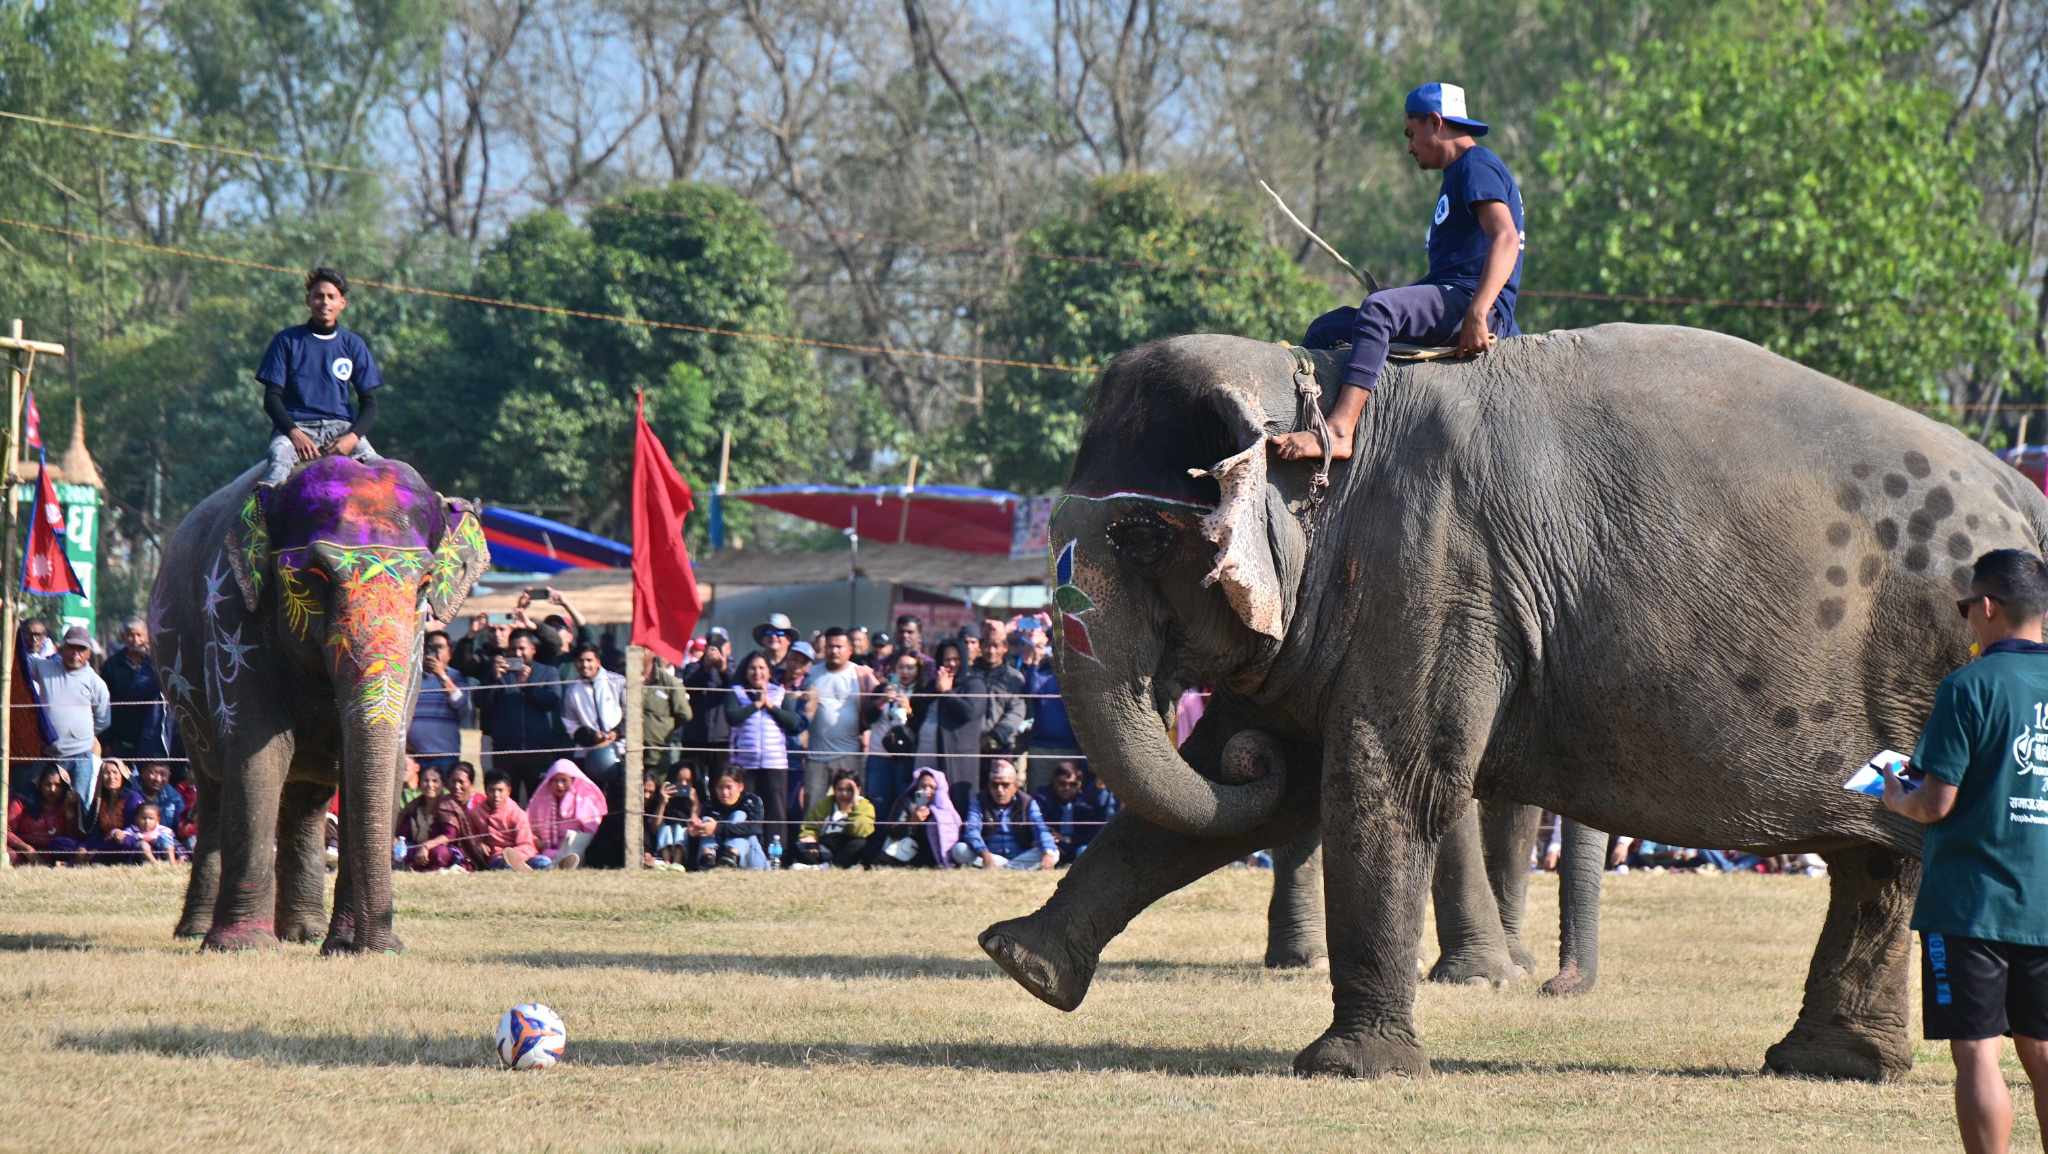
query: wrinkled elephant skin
986 325 2015 1082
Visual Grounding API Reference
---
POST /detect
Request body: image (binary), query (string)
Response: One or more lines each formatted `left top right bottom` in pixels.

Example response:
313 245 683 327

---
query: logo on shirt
1433 194 1450 226
332 357 354 382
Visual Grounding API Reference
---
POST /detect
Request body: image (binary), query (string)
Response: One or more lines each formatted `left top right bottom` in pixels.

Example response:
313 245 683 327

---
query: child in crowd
255 267 382 487
124 804 179 864
688 767 766 870
474 769 548 871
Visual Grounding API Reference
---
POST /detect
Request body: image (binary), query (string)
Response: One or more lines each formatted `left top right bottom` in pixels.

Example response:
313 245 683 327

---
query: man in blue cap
1272 81 1525 462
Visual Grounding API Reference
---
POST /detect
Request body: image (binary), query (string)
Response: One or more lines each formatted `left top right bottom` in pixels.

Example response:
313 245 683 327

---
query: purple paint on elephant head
268 457 438 551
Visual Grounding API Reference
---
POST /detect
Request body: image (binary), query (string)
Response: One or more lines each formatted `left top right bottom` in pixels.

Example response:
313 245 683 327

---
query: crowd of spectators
2 596 1827 881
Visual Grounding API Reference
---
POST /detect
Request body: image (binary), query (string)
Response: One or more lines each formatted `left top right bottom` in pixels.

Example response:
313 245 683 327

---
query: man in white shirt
561 643 626 777
801 627 876 811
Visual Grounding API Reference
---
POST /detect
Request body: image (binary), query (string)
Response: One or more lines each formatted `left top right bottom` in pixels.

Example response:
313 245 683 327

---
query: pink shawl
530 759 608 852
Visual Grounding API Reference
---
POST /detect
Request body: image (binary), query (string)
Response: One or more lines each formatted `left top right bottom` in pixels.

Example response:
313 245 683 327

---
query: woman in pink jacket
529 759 606 871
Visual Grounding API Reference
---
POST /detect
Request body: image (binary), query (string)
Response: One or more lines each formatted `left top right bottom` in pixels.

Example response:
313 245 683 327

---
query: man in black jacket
482 629 562 801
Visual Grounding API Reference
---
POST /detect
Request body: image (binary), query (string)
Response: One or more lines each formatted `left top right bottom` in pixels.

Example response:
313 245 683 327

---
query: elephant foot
979 916 1097 1012
277 916 327 945
320 931 403 957
1763 1024 1911 1083
1264 941 1329 971
172 915 212 940
1293 1026 1429 1079
1507 939 1538 975
1538 961 1598 998
1426 950 1524 987
201 920 279 952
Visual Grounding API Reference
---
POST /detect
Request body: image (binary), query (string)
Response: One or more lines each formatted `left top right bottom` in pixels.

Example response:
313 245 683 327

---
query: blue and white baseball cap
1404 82 1489 137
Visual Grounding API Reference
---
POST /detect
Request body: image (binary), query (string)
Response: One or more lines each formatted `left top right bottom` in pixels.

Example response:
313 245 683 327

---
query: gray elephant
981 324 2027 1081
152 456 488 953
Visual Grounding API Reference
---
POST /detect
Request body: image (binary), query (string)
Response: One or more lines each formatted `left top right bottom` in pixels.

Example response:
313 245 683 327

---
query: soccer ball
495 1003 566 1070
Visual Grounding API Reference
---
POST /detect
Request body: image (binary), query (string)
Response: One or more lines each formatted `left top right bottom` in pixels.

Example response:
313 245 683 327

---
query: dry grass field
0 864 2023 1152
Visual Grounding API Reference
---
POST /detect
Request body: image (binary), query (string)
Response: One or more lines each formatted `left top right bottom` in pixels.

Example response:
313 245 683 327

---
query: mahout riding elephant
152 457 488 953
979 324 2037 1081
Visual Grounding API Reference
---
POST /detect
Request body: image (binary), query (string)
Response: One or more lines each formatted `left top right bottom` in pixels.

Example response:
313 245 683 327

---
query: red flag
631 393 702 664
23 389 41 452
22 455 83 597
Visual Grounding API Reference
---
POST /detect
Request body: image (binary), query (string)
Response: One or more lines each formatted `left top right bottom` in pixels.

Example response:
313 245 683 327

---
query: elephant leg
1540 819 1609 997
1265 825 1327 970
1762 846 1916 1082
981 803 1318 1012
1425 801 1522 986
202 740 293 952
275 780 334 944
1481 800 1541 974
174 774 223 939
1294 731 1444 1079
324 757 402 956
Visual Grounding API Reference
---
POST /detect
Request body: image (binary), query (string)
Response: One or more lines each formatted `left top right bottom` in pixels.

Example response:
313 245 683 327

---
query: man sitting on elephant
1271 81 1523 464
256 267 381 487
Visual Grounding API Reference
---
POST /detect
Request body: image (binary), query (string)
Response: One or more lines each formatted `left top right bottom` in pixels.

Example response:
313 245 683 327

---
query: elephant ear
1189 441 1284 641
426 498 490 622
223 490 271 612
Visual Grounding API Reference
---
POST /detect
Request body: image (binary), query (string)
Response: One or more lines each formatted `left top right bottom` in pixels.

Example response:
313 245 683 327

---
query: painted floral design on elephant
295 544 431 726
1051 538 1098 662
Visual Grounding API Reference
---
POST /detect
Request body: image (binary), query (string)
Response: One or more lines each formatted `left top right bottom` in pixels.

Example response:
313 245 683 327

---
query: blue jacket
408 672 473 760
1032 787 1103 852
962 793 1056 859
103 650 168 759
1020 664 1076 749
481 667 561 751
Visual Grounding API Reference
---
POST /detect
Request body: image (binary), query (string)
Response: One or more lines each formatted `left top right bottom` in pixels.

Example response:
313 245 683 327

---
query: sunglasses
1956 593 2005 619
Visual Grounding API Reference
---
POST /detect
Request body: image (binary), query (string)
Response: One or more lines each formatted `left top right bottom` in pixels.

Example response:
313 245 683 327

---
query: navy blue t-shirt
1421 145 1525 320
255 325 382 425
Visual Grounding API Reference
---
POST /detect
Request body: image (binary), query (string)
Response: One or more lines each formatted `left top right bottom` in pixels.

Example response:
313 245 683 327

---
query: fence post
624 645 645 870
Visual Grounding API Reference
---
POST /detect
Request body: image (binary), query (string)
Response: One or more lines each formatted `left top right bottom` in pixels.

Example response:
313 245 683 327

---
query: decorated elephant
152 457 487 953
980 324 2038 1081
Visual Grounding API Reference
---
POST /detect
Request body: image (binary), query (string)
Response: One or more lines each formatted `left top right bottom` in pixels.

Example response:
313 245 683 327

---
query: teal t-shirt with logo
1910 640 2048 945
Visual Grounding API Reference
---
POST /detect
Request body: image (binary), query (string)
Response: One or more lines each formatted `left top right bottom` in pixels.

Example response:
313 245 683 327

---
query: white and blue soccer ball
495 1003 566 1070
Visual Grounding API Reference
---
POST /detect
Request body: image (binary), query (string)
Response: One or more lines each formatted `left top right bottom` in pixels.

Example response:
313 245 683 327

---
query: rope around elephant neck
1286 345 1332 504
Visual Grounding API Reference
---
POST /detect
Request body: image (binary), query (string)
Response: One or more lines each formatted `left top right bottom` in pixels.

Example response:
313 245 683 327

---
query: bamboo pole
0 321 64 867
624 645 645 870
1258 179 1381 295
896 455 919 544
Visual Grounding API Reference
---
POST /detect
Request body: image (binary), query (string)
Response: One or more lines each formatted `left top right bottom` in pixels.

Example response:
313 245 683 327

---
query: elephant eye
1107 515 1175 568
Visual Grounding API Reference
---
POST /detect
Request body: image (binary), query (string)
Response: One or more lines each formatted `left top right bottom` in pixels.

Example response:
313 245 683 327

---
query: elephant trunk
1058 621 1283 837
323 571 419 952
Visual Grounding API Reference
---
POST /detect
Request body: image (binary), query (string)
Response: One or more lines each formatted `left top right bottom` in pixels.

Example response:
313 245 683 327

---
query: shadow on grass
54 1026 1762 1081
0 931 94 952
55 1024 1290 1075
489 949 1250 982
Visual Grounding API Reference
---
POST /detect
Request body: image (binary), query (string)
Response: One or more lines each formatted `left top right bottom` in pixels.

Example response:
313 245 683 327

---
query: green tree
969 175 1328 492
419 185 825 539
1531 2 2039 413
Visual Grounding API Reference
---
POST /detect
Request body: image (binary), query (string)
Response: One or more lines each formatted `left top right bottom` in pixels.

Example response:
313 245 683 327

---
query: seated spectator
952 760 1056 870
84 759 142 863
395 764 476 871
645 766 701 869
792 768 875 869
123 803 178 864
408 630 472 772
1033 761 1103 866
473 769 548 871
121 761 184 835
447 761 481 812
725 652 802 854
876 767 959 868
688 767 766 870
400 756 421 808
561 643 626 780
529 759 606 870
6 763 83 865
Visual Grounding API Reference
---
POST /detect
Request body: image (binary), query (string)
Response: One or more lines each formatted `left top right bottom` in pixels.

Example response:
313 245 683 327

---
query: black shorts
1921 932 2048 1040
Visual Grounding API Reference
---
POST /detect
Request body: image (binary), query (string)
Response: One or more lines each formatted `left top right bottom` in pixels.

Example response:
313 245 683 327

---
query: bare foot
1268 430 1353 461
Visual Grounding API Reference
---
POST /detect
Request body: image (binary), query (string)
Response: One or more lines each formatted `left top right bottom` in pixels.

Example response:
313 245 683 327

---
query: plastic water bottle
768 836 783 868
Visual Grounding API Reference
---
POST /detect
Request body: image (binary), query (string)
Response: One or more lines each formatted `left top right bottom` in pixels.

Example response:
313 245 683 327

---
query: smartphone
525 586 552 600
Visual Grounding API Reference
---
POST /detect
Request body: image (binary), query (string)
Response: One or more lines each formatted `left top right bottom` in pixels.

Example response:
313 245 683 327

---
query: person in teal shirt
1887 547 2048 1154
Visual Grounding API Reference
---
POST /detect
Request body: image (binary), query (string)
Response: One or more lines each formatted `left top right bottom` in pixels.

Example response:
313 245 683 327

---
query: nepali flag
23 453 83 597
23 388 42 452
